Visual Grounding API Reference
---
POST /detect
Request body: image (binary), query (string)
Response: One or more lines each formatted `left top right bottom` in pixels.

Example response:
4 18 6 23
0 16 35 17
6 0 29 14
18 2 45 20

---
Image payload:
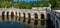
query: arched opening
7 11 9 20
23 13 26 23
34 13 38 25
2 11 5 20
11 11 14 19
41 14 45 26
34 13 38 19
28 13 31 24
15 12 17 20
28 13 31 18
41 14 44 19
18 12 21 21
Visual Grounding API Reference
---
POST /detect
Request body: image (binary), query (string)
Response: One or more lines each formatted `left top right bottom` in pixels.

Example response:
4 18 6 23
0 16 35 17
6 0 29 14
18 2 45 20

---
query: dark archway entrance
18 12 21 21
2 11 5 20
23 13 26 23
41 14 45 25
27 13 31 24
7 11 9 20
34 13 38 25
11 11 14 19
41 14 44 19
15 12 17 20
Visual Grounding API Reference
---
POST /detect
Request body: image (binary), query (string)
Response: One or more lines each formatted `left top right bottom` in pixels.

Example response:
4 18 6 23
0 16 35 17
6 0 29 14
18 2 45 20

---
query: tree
1 1 11 8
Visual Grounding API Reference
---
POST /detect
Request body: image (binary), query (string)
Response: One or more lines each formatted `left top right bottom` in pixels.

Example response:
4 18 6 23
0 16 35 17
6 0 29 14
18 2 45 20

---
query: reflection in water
2 11 5 21
11 11 14 19
34 13 38 25
1 12 50 28
28 13 31 24
0 21 31 28
23 13 26 23
18 12 21 21
15 12 17 21
7 11 9 20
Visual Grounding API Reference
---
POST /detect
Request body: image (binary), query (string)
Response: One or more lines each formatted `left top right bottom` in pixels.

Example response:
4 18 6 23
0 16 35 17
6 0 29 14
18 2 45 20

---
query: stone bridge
0 7 47 28
1 7 59 28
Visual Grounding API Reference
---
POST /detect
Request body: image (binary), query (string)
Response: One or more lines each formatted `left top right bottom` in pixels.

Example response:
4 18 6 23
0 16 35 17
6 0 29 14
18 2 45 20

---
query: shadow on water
46 14 55 28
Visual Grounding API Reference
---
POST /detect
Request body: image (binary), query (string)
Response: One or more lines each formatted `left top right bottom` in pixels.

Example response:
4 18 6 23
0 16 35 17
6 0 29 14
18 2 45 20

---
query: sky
14 0 38 2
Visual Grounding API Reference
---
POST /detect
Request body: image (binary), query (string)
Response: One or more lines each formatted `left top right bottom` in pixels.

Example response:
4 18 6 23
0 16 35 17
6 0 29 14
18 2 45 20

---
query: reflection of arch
34 13 38 19
11 11 14 19
41 14 44 19
18 12 21 21
28 13 31 24
28 13 31 18
2 11 5 20
41 20 45 25
23 13 26 23
7 11 9 20
15 12 17 20
34 13 38 25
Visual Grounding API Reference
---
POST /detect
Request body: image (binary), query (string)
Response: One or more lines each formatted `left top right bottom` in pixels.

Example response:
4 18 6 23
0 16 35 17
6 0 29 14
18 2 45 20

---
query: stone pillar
17 12 19 21
25 13 28 24
5 11 7 21
13 11 16 21
38 13 41 27
30 13 35 26
20 12 24 23
9 11 12 21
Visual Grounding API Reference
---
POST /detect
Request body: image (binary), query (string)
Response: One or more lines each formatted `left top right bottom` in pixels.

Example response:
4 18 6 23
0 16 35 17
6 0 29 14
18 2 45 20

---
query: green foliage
0 0 50 9
50 0 60 7
0 1 11 8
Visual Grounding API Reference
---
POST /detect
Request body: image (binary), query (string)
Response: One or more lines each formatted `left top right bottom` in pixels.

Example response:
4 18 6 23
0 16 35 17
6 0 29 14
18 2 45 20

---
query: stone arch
23 12 26 23
34 13 38 25
11 11 14 19
7 11 9 20
41 14 44 19
2 11 5 20
18 12 21 21
15 12 17 20
34 13 38 19
40 14 45 26
28 13 31 18
27 13 31 24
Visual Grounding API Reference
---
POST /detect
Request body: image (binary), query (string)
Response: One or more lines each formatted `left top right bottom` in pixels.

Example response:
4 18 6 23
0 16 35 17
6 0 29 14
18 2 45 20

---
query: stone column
30 13 35 26
38 13 41 27
25 12 28 24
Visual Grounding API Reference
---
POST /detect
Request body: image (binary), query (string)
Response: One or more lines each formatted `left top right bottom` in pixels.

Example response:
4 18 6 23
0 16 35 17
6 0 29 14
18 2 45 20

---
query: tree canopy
0 0 60 9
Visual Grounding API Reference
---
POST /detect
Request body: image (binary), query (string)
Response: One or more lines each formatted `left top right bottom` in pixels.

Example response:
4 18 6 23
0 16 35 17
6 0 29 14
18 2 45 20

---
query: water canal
0 11 51 28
